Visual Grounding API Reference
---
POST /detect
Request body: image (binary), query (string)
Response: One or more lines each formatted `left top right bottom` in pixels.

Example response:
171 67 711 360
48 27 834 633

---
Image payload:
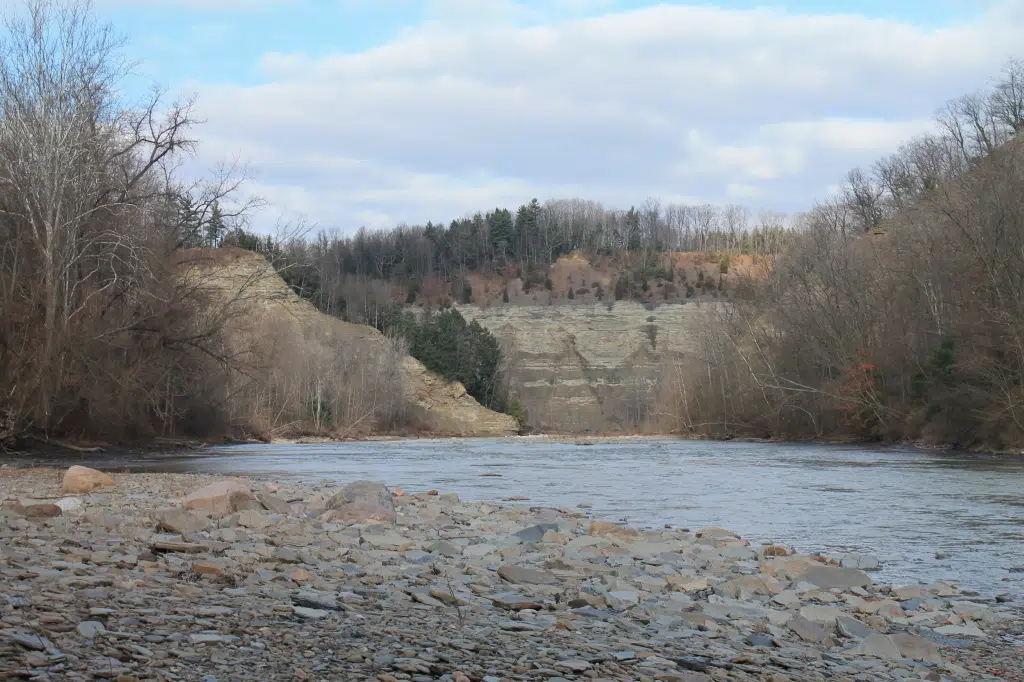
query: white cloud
184 2 1024 231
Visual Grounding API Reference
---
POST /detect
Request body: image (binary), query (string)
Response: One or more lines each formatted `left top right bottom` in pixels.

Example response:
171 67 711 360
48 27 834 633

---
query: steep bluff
183 248 518 437
458 302 713 432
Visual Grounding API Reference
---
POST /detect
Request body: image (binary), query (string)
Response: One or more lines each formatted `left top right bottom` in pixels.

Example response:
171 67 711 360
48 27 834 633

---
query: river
17 437 1024 602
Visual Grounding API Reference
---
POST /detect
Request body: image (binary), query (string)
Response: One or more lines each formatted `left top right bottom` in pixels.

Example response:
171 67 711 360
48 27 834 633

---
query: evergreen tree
177 193 202 247
487 207 513 258
205 201 226 247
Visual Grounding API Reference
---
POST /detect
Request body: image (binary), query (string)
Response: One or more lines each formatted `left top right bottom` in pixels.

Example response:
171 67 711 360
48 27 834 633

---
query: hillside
178 248 519 438
333 250 755 434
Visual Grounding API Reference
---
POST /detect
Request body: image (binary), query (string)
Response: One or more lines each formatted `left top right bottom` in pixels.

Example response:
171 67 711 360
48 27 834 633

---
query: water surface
21 438 1024 602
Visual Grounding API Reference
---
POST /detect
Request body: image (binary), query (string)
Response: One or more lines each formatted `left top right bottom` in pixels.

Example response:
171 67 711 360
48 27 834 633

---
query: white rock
55 497 84 513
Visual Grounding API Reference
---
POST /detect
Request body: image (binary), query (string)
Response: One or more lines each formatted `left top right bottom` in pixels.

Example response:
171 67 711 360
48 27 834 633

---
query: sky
85 0 1024 232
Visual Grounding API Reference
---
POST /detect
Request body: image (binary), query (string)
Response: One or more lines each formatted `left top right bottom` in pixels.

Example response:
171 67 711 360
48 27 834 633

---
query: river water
21 438 1024 602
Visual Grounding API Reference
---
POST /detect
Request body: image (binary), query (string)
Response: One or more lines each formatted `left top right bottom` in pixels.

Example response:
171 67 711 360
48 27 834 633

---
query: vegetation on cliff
367 304 515 415
661 59 1024 450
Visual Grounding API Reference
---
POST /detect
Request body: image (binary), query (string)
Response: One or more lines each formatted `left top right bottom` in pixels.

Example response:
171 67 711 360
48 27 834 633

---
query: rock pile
0 467 1021 681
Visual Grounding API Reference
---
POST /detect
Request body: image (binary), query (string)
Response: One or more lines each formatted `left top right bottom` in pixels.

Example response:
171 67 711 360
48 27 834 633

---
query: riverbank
1 467 1021 681
9 429 1024 460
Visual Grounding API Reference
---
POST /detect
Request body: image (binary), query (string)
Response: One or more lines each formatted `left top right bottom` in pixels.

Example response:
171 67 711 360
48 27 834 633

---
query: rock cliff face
458 302 711 432
186 249 518 437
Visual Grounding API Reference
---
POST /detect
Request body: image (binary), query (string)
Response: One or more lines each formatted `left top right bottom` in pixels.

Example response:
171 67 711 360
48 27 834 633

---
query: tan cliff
458 301 716 432
180 248 518 438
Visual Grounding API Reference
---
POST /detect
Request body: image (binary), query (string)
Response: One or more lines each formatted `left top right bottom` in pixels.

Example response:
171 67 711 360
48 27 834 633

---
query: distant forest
204 199 790 320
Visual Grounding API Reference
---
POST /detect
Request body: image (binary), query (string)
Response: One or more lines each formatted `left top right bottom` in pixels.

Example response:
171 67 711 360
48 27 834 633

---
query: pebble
0 467 1020 682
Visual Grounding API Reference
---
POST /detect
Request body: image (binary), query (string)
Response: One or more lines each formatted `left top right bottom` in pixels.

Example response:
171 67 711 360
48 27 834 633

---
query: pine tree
206 201 226 247
488 208 513 257
177 193 202 247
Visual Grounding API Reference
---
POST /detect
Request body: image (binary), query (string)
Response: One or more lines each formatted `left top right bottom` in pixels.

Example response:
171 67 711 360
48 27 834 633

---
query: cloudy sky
95 0 1024 232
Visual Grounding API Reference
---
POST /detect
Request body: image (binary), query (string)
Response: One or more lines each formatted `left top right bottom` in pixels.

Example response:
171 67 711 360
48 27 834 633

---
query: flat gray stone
852 633 901 660
513 523 559 543
497 564 560 585
77 621 106 639
798 604 844 627
490 593 544 610
796 566 872 590
606 590 640 609
836 616 875 640
425 540 461 557
747 633 776 647
292 606 330 619
788 615 828 643
293 590 341 611
2 631 52 650
891 633 943 663
189 633 239 644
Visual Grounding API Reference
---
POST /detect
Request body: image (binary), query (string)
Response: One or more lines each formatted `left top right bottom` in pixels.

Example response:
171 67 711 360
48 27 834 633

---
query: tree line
220 200 791 324
662 58 1024 450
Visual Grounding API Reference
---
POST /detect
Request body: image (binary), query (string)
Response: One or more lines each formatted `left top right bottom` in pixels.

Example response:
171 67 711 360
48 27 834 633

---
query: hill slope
179 248 519 438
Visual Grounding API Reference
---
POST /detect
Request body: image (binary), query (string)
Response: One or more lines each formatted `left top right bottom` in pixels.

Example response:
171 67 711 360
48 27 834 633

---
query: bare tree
0 1 197 427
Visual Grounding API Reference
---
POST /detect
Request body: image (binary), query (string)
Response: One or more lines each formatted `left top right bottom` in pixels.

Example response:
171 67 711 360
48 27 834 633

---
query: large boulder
61 466 115 494
182 479 252 516
325 480 396 524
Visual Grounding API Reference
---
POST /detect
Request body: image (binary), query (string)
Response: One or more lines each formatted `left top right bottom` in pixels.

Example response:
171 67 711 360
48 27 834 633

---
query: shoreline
9 431 1024 460
1 467 1021 681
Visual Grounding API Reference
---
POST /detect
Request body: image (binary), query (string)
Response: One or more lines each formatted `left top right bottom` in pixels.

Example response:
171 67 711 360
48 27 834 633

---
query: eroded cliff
459 302 712 432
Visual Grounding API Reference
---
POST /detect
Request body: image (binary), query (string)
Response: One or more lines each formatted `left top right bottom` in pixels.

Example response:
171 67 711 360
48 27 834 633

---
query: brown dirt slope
178 248 519 437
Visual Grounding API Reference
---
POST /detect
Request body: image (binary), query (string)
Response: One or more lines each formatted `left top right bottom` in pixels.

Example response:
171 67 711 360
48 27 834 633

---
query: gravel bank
0 467 1021 681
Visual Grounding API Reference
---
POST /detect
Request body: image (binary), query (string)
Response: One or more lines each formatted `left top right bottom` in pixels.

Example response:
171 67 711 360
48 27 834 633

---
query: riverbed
11 437 1024 602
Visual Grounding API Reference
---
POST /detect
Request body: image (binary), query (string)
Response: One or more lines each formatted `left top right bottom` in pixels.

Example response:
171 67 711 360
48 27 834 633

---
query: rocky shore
0 467 1021 681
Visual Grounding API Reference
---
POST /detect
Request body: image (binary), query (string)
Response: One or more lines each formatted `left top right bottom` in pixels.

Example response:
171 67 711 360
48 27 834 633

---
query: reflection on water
17 438 1024 602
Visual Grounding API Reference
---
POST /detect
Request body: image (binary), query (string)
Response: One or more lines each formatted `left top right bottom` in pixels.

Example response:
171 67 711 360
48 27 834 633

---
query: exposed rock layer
459 302 715 431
